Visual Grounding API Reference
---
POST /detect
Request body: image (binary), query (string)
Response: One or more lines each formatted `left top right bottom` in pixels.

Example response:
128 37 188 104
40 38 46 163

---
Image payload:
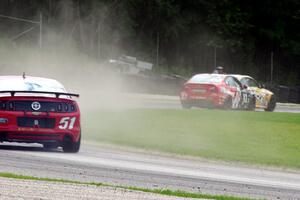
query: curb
122 93 300 107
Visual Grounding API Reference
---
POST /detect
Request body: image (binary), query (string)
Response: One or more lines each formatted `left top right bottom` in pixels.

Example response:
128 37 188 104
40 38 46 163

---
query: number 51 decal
59 117 76 129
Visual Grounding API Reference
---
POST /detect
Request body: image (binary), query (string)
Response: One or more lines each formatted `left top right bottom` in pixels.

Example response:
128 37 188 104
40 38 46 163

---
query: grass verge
0 172 252 200
83 109 300 169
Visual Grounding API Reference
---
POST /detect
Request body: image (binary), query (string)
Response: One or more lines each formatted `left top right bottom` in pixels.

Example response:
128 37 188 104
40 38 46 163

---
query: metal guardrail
121 74 300 103
265 85 300 103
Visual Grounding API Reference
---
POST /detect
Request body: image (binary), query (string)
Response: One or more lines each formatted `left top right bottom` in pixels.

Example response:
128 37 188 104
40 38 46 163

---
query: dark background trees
0 0 299 85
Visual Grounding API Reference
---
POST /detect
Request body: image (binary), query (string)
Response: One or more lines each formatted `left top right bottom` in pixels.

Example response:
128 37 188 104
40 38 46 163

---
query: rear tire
247 96 256 111
222 97 232 110
181 101 191 109
62 134 81 153
265 95 276 112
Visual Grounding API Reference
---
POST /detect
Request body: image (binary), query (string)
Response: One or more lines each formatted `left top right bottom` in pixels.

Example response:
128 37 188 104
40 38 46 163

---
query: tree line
0 0 299 85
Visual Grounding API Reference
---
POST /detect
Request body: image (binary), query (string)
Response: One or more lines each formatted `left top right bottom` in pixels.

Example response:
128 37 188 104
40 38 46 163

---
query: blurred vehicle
232 75 276 112
180 74 255 110
0 75 81 152
108 55 153 75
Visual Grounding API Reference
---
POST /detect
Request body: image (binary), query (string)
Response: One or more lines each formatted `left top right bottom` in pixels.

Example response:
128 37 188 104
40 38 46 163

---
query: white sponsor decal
59 117 76 129
31 102 41 111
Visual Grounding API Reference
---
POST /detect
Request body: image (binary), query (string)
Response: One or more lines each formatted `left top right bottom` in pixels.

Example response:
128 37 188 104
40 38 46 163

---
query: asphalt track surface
132 95 300 113
0 143 300 200
0 96 299 199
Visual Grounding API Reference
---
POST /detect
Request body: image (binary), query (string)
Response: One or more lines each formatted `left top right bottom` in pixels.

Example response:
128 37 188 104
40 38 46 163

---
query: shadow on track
0 142 62 153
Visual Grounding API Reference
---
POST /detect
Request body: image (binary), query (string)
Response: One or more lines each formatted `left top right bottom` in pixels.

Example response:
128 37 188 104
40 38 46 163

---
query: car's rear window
0 79 66 92
188 74 224 84
0 78 68 98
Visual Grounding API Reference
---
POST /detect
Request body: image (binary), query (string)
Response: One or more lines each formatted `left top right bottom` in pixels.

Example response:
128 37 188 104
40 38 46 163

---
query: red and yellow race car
232 75 276 112
0 75 81 152
180 73 255 110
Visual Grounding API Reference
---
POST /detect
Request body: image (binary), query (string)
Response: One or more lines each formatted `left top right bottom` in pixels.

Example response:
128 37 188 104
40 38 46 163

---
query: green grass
82 109 300 169
0 172 251 200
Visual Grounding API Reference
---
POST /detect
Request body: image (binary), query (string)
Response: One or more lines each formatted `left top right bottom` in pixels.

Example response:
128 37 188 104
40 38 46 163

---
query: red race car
0 75 81 152
180 73 255 110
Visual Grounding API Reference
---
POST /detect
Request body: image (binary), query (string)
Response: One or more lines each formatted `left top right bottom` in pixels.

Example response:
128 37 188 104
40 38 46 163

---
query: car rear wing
0 90 79 98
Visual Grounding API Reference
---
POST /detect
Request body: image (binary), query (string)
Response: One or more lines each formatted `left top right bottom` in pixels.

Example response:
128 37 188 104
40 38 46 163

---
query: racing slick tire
181 101 191 109
62 134 81 153
247 96 256 111
222 97 232 110
265 95 276 112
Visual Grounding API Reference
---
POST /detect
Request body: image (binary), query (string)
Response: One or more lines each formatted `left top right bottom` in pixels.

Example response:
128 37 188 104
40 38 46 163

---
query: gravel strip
0 177 206 200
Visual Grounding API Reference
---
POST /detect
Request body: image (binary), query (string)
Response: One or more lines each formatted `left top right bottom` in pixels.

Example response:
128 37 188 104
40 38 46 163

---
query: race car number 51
59 117 76 129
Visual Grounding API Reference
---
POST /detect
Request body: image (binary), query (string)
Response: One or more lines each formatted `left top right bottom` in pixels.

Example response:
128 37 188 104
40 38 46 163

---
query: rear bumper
181 99 216 108
0 111 80 144
180 94 225 108
0 131 71 144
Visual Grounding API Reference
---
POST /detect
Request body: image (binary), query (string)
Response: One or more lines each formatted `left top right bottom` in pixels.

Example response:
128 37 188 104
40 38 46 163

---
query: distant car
0 75 81 152
232 75 276 111
180 74 255 110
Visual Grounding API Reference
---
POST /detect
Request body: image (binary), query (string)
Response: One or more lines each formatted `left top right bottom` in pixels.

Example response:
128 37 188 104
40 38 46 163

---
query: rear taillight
57 104 62 111
209 87 217 93
8 102 14 110
183 84 190 90
0 102 6 110
58 103 76 112
71 104 76 112
64 104 69 112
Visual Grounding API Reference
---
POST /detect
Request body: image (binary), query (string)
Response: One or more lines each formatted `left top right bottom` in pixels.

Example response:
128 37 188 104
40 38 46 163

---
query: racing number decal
242 93 249 103
255 92 265 106
59 117 76 129
232 88 241 109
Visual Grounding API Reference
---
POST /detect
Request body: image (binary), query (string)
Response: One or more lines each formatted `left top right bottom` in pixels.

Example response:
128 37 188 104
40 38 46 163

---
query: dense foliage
0 0 299 84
